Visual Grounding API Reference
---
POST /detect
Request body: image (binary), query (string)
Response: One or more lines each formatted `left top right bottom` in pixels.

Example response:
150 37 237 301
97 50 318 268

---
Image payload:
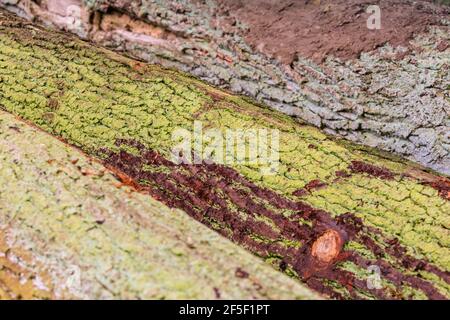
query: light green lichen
0 110 319 299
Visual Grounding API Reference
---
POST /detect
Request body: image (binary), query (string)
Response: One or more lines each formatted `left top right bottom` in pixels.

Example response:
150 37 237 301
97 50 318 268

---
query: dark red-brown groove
99 139 449 299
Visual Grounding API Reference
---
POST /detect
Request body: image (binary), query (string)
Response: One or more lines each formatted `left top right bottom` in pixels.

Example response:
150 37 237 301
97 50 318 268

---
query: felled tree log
0 9 449 299
1 0 449 174
0 110 318 299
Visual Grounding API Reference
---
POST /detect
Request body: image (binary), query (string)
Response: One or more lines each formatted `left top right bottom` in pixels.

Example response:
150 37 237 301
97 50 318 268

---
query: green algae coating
0 11 448 297
0 110 319 300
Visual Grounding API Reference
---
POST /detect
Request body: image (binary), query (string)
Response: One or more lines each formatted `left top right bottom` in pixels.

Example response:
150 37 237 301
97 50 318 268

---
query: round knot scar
311 230 343 264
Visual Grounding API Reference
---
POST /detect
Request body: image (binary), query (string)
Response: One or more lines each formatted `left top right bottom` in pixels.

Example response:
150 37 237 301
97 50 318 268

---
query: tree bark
0 9 449 299
1 0 449 174
0 104 317 300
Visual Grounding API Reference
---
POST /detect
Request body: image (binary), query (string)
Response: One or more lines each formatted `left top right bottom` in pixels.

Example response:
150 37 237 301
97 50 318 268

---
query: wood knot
311 229 343 264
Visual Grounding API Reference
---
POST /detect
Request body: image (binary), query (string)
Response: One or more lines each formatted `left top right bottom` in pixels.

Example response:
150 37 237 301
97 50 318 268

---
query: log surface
0 9 449 299
0 110 318 299
1 0 448 174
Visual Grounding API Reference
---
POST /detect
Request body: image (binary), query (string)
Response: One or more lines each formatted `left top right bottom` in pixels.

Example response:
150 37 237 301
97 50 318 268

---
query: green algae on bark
0 110 318 299
2 0 448 174
0 10 449 299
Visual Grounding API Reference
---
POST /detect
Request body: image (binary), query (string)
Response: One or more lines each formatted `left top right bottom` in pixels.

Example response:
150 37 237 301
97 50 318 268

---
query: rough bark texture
1 0 448 174
0 110 319 300
0 10 449 299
